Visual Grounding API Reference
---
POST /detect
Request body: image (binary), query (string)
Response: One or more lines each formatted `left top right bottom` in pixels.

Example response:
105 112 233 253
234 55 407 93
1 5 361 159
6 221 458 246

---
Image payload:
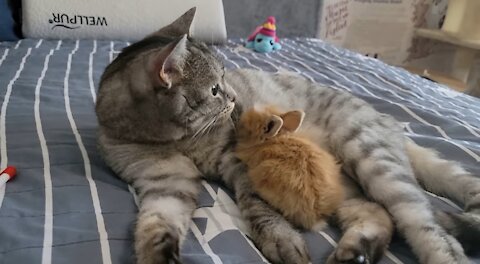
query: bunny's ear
280 110 305 132
264 115 283 138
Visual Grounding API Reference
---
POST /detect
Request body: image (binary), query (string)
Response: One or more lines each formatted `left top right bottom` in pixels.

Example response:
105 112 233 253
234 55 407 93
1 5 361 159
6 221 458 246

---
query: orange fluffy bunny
235 106 344 230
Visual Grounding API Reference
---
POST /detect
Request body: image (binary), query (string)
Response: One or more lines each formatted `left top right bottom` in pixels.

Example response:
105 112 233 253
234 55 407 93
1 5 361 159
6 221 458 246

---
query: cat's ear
264 115 283 138
280 110 305 132
152 35 189 88
150 7 196 38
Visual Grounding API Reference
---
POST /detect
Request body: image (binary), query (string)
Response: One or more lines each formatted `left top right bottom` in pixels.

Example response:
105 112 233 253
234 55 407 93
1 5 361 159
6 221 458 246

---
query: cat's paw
326 246 369 264
254 225 310 264
152 231 181 264
135 215 182 264
326 234 386 264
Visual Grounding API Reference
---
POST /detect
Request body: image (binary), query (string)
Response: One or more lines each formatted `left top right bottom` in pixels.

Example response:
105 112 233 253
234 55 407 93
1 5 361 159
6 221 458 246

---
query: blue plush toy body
246 16 281 53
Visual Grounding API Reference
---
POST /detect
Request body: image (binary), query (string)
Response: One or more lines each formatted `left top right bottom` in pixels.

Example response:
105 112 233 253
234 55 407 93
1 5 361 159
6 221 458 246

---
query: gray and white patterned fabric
0 38 479 264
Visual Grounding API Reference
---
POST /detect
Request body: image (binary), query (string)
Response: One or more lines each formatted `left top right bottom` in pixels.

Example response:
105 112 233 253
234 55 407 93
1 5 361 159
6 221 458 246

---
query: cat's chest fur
178 125 233 176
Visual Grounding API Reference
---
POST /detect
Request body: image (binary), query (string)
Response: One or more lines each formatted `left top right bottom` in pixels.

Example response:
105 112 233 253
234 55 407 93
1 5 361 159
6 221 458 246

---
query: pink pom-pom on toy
247 16 280 43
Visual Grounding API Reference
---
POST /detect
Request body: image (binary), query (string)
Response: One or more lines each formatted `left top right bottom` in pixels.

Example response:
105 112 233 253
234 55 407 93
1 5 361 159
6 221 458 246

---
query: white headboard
22 0 227 43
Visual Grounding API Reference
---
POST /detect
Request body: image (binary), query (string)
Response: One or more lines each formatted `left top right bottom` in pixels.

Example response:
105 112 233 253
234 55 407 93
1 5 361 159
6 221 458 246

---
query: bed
0 38 479 264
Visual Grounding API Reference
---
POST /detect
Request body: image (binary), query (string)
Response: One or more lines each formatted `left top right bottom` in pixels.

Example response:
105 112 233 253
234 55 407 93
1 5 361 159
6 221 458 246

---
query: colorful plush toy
246 16 281 53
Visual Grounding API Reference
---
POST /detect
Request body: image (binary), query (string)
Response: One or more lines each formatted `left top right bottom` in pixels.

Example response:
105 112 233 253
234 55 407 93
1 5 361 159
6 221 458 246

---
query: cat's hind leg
327 175 393 264
406 139 480 254
406 138 480 212
334 125 469 264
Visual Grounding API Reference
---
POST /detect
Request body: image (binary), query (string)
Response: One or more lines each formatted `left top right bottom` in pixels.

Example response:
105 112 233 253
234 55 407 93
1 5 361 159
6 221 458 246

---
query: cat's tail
405 138 480 254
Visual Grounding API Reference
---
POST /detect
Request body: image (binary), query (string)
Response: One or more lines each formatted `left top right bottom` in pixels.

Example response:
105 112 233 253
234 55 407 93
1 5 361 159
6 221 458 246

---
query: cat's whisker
205 116 218 136
228 117 236 133
184 118 188 137
192 117 214 139
191 125 204 139
191 115 217 145
232 110 239 124
203 117 217 134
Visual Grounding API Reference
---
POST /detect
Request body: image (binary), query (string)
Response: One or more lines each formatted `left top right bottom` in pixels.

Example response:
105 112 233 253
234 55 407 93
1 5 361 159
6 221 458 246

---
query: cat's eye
257 38 262 43
270 40 274 45
211 84 220 96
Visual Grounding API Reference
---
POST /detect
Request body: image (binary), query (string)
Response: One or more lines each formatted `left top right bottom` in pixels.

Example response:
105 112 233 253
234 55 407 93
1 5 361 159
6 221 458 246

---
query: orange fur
235 106 344 229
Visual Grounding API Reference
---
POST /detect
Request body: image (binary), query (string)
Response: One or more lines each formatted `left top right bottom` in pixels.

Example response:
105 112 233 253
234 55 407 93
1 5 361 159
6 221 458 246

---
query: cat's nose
227 94 236 103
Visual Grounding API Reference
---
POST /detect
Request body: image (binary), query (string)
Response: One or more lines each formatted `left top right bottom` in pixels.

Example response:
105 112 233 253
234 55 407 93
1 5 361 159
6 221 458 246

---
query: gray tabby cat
96 8 480 264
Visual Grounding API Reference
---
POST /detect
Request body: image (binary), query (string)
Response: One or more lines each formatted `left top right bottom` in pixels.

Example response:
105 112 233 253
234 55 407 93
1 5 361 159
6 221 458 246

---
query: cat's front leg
327 175 393 264
128 157 201 264
218 153 310 264
99 137 201 264
128 154 201 264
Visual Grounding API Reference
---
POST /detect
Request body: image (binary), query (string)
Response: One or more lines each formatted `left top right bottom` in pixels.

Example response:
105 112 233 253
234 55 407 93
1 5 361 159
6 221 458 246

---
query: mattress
0 38 479 264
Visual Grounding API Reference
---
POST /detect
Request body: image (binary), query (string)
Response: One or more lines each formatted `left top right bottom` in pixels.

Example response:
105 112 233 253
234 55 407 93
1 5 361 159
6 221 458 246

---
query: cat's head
96 8 237 143
237 106 305 144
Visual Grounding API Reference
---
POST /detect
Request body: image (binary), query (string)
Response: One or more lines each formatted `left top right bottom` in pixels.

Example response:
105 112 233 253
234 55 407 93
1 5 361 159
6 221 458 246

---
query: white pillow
21 0 227 43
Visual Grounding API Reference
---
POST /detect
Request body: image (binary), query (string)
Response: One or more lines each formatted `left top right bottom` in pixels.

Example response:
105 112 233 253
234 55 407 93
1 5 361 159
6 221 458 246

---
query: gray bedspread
0 38 479 264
